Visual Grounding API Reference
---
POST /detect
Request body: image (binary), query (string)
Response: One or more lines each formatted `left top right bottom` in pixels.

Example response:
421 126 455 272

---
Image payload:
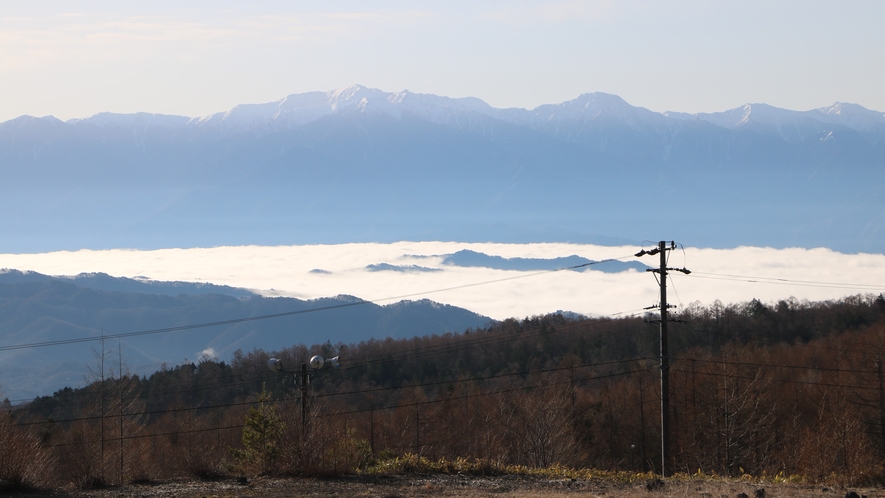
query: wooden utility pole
267 356 338 459
118 341 124 485
636 241 690 477
658 241 671 477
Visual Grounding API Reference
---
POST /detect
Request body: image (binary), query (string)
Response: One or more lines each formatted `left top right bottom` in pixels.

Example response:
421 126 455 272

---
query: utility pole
636 241 690 477
658 241 670 478
267 355 339 453
118 341 124 485
300 362 310 443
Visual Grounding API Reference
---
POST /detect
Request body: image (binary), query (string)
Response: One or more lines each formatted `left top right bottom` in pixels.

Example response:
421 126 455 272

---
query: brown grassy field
4 474 880 498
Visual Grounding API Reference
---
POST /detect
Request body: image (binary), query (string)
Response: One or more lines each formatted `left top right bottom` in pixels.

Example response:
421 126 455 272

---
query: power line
8 313 646 406
338 315 640 372
316 356 652 400
24 350 885 451
672 367 880 392
11 356 651 428
675 356 880 376
315 369 644 419
0 253 639 354
635 240 690 478
0 300 368 353
688 271 884 292
39 367 644 449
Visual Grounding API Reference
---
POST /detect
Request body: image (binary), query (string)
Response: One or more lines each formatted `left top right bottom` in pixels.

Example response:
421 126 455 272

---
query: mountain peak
327 83 368 100
573 91 630 105
327 84 384 103
817 102 871 116
324 84 400 115
4 87 884 144
808 102 885 132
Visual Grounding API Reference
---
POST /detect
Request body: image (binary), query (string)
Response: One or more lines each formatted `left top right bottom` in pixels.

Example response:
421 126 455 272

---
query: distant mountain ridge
1 84 883 253
16 84 884 143
0 271 492 400
439 250 650 273
0 269 258 298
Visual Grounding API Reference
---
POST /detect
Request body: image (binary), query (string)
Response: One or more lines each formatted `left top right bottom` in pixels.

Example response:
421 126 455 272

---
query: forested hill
9 293 885 483
31 292 882 413
0 275 491 400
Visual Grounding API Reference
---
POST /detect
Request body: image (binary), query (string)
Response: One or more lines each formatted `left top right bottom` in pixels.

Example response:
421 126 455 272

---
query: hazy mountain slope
440 249 649 273
0 277 491 400
1 85 883 252
0 269 257 298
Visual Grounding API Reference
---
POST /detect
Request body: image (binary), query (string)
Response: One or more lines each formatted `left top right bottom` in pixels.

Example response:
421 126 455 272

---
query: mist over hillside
0 271 491 400
2 85 883 253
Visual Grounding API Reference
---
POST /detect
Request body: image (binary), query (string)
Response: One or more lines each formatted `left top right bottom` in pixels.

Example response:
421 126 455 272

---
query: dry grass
0 415 53 491
7 473 878 497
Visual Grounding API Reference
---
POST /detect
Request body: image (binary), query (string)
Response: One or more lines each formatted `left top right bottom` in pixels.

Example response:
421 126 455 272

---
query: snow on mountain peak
809 102 885 132
6 86 883 144
70 112 190 130
523 92 667 133
326 83 370 102
676 101 885 138
814 102 882 118
321 84 401 117
534 92 631 115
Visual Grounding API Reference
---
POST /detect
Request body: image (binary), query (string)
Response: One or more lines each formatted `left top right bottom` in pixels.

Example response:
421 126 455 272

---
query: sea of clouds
1 242 883 320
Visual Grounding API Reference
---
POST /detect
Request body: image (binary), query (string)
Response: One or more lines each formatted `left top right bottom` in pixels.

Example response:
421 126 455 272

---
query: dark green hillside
7 293 885 487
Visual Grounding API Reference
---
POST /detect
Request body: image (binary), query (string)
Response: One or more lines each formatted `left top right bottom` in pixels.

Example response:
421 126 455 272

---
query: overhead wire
39 367 645 449
13 355 652 429
671 367 879 392
11 311 653 407
18 291 877 407
674 356 880 376
687 271 884 292
314 356 653 400
0 252 641 354
669 273 685 310
23 343 885 447
314 368 645 419
12 243 885 458
38 353 885 450
336 315 643 372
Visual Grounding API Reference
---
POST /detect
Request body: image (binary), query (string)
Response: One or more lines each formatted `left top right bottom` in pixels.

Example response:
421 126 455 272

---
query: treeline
2 293 885 489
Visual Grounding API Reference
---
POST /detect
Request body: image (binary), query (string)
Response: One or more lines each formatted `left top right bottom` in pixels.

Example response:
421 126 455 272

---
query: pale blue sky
2 1 883 122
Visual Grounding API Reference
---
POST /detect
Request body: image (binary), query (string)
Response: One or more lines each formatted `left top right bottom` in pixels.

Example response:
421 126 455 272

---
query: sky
2 242 882 320
2 1 884 123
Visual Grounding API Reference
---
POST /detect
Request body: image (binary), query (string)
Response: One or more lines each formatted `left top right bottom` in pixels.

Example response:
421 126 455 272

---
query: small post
370 404 375 458
300 362 309 442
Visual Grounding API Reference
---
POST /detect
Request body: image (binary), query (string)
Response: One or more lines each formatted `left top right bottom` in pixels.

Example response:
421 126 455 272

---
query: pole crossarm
647 267 692 275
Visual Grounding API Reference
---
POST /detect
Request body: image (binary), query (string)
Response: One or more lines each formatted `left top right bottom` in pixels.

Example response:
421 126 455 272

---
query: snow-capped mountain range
17 84 884 144
1 85 883 253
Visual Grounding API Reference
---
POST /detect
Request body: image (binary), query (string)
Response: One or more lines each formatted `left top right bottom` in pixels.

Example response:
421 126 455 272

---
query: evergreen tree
231 388 284 475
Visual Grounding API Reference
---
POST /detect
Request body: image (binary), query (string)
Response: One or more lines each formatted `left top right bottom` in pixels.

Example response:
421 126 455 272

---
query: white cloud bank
1 242 883 320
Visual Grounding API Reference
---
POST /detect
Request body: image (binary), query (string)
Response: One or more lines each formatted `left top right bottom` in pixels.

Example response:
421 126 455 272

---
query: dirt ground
3 474 882 498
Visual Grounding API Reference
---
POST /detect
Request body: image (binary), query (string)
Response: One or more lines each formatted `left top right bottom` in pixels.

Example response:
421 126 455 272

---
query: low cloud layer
1 242 883 320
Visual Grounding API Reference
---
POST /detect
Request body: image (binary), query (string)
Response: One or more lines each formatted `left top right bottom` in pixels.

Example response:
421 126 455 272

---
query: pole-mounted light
267 354 341 444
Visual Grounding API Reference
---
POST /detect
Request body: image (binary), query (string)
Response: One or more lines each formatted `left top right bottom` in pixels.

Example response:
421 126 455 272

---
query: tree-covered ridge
0 277 492 399
4 293 885 488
